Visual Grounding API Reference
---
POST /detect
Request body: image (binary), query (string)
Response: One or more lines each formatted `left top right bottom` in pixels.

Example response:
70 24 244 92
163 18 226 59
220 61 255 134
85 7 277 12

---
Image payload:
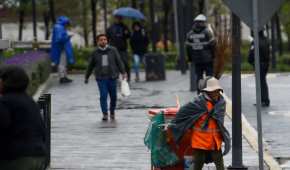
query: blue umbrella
113 7 145 20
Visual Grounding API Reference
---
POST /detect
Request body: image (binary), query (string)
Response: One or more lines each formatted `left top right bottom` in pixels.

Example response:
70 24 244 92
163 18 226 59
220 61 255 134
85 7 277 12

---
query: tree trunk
32 0 38 41
18 9 25 41
275 14 283 55
198 0 205 13
43 11 50 40
149 0 156 52
131 0 137 8
91 0 98 46
81 0 89 47
139 1 145 13
48 0 56 24
163 0 169 52
287 32 290 51
271 17 277 70
103 0 107 31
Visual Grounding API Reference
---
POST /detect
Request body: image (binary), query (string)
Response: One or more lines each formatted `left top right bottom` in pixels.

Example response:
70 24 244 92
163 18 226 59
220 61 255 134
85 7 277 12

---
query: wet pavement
220 73 290 168
45 71 290 169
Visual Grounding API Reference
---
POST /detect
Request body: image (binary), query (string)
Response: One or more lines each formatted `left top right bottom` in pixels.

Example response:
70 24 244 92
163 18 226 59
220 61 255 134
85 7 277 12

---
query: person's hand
84 79 89 84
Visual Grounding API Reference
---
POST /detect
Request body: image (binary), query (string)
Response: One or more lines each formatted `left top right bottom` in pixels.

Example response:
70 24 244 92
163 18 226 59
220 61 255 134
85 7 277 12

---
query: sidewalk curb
33 73 57 101
223 94 281 170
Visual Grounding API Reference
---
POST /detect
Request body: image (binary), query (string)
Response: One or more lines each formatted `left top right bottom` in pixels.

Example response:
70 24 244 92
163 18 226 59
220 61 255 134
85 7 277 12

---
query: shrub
1 51 51 96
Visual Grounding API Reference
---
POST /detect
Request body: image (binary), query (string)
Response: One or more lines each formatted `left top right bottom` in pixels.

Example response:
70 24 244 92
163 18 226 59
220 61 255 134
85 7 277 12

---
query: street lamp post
32 0 37 41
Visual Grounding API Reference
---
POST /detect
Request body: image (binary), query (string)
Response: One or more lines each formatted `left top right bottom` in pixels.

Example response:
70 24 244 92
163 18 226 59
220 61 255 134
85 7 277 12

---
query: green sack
144 112 179 168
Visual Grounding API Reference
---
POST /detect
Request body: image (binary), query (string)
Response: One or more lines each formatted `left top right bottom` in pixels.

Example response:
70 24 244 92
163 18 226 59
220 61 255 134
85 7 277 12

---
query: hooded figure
169 77 230 170
51 16 75 83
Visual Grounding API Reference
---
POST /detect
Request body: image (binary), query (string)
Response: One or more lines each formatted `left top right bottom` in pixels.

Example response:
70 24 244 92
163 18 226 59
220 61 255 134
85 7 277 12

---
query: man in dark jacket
130 21 149 82
248 31 270 107
0 66 47 170
107 16 131 82
85 34 126 121
186 14 216 93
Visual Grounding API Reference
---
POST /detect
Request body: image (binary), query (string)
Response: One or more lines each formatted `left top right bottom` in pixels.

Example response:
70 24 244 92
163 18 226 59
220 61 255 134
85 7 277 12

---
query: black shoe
59 77 73 84
102 114 108 121
253 102 270 107
110 113 115 121
262 102 270 107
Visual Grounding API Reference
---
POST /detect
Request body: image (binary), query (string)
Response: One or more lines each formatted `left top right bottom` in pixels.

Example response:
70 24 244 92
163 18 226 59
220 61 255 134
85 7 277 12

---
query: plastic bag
121 79 131 97
144 112 179 168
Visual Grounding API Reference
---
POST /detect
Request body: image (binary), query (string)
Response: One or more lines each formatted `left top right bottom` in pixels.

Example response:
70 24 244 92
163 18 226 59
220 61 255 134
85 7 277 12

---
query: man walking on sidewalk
85 34 126 121
107 16 131 82
170 77 230 170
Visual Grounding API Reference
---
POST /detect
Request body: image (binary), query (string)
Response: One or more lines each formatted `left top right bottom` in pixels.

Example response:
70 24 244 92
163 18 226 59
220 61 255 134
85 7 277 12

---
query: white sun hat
194 14 207 22
202 77 223 92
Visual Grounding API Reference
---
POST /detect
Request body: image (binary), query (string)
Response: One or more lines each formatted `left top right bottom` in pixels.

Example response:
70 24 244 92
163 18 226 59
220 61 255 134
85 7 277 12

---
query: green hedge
1 51 51 96
69 45 290 73
27 59 51 96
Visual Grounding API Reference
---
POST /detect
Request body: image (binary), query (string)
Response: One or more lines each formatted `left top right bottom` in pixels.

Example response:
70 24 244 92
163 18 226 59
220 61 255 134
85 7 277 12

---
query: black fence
37 94 51 169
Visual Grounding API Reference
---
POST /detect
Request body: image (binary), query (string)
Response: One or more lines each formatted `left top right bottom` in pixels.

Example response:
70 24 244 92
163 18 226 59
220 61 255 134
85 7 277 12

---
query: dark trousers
96 79 117 115
119 51 131 82
195 62 214 91
193 149 224 170
0 157 45 170
260 63 270 105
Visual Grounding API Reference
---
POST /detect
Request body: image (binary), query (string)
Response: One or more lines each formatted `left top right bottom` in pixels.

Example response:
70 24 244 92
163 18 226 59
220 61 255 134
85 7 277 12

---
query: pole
103 0 107 31
253 0 264 169
176 0 186 74
173 0 180 61
48 0 56 24
149 0 156 52
271 16 277 70
228 13 247 170
32 0 37 41
91 0 97 46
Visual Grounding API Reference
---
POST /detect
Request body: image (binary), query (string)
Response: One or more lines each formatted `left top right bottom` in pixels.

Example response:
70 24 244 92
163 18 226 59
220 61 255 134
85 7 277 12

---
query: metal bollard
38 94 51 169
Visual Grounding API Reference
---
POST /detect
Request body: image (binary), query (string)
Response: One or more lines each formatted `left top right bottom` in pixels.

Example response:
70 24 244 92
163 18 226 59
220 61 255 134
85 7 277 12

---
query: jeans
133 54 141 74
0 157 46 170
96 79 117 114
193 149 224 170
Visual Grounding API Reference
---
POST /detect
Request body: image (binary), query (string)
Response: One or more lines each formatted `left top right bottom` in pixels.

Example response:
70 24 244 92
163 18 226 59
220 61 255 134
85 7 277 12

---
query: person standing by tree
248 30 270 107
186 14 216 93
130 21 149 82
107 16 131 82
85 34 126 121
51 16 75 84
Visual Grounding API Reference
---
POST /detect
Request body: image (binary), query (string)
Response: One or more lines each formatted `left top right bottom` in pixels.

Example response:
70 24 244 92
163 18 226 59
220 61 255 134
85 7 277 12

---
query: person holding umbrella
107 7 145 83
106 16 131 82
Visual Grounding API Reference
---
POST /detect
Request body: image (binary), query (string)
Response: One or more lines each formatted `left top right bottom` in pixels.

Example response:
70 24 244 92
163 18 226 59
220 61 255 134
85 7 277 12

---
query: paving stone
46 71 266 169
